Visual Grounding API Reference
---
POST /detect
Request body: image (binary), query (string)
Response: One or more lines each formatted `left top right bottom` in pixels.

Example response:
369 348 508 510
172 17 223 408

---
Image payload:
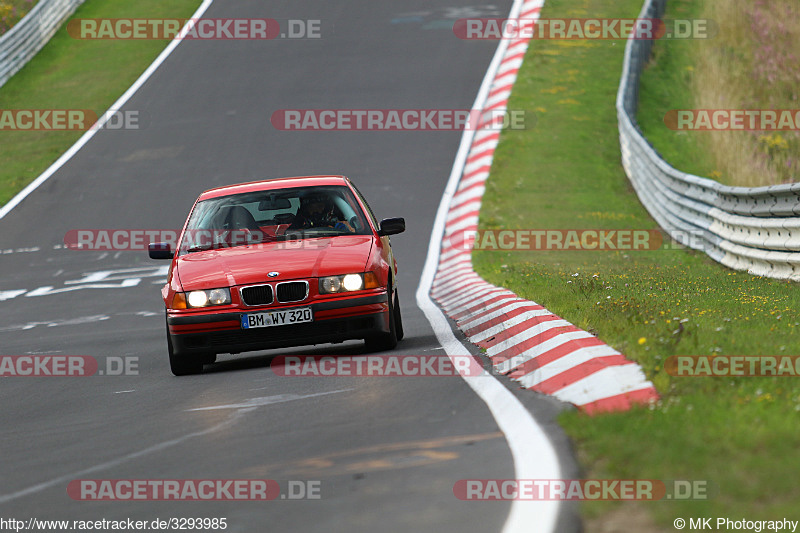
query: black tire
365 285 399 352
393 288 404 341
166 317 203 376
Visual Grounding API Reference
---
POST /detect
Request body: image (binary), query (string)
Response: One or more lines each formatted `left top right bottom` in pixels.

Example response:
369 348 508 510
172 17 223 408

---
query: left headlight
185 288 231 308
319 272 380 294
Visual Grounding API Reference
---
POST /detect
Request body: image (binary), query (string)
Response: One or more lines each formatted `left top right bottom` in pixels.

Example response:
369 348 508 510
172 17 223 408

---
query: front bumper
167 293 389 357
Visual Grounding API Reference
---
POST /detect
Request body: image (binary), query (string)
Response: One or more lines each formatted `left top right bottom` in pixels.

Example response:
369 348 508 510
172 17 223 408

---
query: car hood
175 235 374 290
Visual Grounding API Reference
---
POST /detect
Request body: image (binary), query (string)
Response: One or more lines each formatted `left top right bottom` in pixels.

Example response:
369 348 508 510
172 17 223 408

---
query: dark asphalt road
0 1 579 531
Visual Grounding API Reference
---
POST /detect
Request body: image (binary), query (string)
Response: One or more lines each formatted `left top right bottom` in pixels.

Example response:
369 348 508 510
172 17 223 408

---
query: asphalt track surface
0 1 580 531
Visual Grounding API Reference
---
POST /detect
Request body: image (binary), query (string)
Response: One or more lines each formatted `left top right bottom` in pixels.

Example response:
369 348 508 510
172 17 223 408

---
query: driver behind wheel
289 192 354 232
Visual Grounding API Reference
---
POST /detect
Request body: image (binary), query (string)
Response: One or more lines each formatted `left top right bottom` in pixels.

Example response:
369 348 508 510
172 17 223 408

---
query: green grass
0 0 37 35
635 0 719 180
473 0 800 527
637 0 800 186
0 0 201 206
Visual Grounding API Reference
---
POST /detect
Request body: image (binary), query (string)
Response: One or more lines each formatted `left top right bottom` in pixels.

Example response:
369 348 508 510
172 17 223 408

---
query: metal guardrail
0 0 86 88
617 0 800 280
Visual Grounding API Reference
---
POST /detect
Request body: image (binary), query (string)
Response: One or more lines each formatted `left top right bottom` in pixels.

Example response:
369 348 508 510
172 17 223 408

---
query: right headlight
319 272 380 294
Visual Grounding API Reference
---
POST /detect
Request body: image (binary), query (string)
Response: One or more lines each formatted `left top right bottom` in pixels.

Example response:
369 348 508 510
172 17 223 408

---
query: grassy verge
0 0 37 35
637 0 800 186
474 0 800 528
0 0 201 206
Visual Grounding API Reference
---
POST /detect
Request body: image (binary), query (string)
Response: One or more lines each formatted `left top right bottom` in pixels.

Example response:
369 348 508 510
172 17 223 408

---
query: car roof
198 175 350 201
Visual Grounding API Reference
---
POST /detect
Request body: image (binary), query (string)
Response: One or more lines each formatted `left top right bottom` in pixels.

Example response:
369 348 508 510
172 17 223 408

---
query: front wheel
365 286 400 352
393 288 404 341
166 317 203 376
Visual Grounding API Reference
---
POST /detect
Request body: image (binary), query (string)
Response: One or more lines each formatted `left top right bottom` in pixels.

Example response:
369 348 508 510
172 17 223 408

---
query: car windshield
179 185 372 254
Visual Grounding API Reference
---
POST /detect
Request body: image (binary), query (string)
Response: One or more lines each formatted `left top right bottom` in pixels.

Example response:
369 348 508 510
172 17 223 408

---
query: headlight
320 277 342 293
184 288 231 308
319 272 380 294
342 274 363 291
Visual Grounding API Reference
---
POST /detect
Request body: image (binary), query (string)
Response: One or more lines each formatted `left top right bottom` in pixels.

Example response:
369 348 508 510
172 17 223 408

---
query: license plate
241 307 313 329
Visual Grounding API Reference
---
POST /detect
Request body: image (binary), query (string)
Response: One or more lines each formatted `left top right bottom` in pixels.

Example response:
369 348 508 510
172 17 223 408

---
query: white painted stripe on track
449 185 487 208
459 301 548 330
437 254 472 272
416 1 560 532
490 327 592 362
443 289 516 312
0 0 216 221
0 388 351 505
446 214 483 234
516 345 623 388
468 309 555 342
436 284 497 307
439 286 509 309
453 296 526 320
446 199 483 221
551 365 652 406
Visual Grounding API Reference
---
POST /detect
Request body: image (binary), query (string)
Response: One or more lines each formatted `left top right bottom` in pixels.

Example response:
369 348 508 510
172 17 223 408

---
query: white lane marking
468 309 555 342
1 247 41 255
460 302 549 332
0 406 245 505
187 389 353 411
0 387 349 505
64 270 114 284
0 315 111 332
132 310 160 317
65 266 168 284
1 265 169 301
0 311 162 332
516 345 621 388
551 365 653 406
416 1 559 532
0 290 26 302
24 279 141 297
0 0 215 221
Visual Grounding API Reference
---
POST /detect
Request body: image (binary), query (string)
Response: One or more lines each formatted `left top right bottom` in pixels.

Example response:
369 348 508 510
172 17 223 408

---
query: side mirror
378 217 405 236
149 242 174 260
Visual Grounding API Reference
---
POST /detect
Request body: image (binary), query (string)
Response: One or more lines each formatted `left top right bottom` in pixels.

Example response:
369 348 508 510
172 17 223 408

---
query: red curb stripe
580 387 659 414
478 316 570 356
430 0 658 414
528 356 634 394
461 303 548 336
504 335 609 375
470 131 501 149
451 294 523 320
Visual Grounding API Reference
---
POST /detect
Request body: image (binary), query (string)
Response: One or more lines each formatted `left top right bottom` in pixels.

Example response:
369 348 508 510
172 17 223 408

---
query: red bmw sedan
148 176 405 375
